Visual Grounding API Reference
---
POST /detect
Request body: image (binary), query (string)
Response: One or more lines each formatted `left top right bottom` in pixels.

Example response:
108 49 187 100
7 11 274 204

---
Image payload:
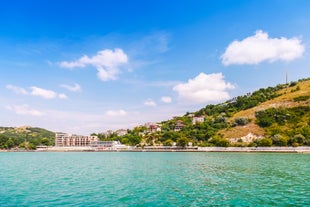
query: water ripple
0 152 309 206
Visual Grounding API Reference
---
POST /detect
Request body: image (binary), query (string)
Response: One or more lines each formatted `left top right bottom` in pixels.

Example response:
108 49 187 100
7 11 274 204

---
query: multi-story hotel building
55 132 99 147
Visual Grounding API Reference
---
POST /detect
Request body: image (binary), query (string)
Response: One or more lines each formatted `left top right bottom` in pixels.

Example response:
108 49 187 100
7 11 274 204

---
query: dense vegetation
255 106 310 146
0 127 55 150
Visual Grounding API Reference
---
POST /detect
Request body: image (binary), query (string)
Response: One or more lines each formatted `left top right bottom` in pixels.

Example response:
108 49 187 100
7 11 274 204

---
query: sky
1 0 310 135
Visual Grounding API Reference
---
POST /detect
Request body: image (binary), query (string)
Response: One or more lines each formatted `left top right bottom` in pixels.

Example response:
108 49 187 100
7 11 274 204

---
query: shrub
248 142 257 147
234 117 250 126
208 137 230 147
289 134 306 145
257 138 273 147
256 115 275 127
289 82 297 87
163 139 173 146
293 95 310 102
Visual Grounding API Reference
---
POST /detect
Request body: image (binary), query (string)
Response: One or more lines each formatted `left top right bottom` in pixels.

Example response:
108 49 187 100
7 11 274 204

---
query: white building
174 120 185 132
192 116 204 125
90 141 128 150
55 132 98 147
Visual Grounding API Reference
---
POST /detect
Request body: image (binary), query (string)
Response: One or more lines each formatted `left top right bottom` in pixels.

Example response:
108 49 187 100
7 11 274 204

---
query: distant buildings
104 130 114 136
116 129 128 136
192 116 204 125
54 132 130 150
55 132 99 147
174 120 185 132
90 141 128 150
144 122 161 133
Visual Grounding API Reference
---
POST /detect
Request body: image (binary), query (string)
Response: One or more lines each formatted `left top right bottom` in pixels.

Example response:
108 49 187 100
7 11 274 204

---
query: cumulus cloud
221 30 305 65
105 109 127 116
6 105 44 116
161 96 172 103
6 84 28 95
60 83 81 92
173 73 235 104
59 48 128 81
144 99 157 106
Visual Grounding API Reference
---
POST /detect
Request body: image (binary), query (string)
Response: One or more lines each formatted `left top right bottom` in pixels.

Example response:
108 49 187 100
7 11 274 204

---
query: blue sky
1 0 309 134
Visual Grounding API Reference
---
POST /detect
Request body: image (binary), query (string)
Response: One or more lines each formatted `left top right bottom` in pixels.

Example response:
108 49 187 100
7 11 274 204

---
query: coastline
1 146 310 153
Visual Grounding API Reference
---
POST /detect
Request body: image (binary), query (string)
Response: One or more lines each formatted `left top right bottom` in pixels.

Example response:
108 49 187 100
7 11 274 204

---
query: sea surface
0 152 309 206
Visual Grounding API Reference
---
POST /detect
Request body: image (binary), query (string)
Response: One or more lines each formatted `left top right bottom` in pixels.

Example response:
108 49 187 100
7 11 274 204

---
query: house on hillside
144 122 161 133
174 120 185 132
187 113 195 118
192 116 204 125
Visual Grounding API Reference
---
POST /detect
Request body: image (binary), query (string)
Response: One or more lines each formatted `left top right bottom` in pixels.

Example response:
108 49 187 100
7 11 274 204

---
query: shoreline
1 146 310 153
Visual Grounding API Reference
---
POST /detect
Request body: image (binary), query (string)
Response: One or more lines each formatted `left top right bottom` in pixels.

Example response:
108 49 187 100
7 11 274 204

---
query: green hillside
0 126 55 149
101 77 310 147
221 78 310 146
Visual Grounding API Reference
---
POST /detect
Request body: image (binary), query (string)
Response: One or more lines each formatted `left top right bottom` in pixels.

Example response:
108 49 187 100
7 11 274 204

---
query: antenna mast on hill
286 71 288 85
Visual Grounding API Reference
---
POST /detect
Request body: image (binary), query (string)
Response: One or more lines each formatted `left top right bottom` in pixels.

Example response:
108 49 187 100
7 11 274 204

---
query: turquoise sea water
0 152 309 206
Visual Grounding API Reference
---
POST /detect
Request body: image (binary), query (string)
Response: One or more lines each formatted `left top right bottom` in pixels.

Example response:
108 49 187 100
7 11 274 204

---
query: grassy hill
0 126 55 149
220 79 310 146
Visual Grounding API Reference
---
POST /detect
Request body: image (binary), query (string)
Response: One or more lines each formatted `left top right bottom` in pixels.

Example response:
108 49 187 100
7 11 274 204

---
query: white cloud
6 105 44 116
221 30 305 65
58 93 68 99
60 83 81 92
161 96 172 103
173 73 235 104
30 86 58 99
30 86 67 99
105 109 127 116
140 32 170 53
144 99 157 106
6 84 66 100
6 84 28 95
59 48 128 81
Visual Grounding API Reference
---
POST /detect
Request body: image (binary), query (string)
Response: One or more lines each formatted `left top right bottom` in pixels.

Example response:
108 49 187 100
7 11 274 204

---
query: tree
5 138 15 149
217 139 230 147
41 137 50 146
256 114 274 127
0 134 8 149
163 139 174 146
234 117 250 126
209 136 230 147
290 134 306 146
28 143 37 150
257 138 272 147
277 137 288 146
177 136 189 147
271 134 287 146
